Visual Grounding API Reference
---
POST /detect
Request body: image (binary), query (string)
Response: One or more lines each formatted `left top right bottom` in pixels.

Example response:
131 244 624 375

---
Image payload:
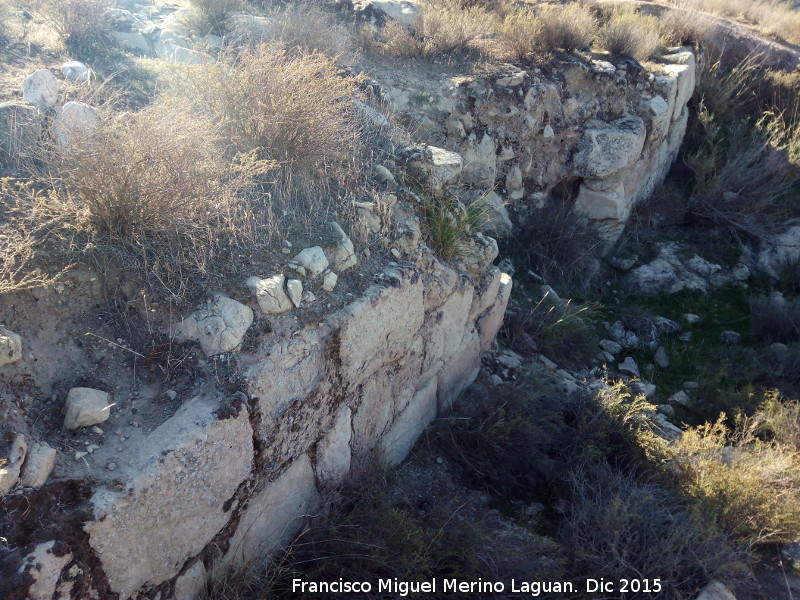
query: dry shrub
536 3 597 52
673 405 800 546
496 9 542 61
669 0 800 46
40 101 274 296
169 46 361 186
659 7 720 47
750 294 800 343
189 0 243 35
687 110 800 239
0 180 71 294
383 0 494 58
597 8 660 60
30 0 110 51
263 2 349 56
562 466 742 600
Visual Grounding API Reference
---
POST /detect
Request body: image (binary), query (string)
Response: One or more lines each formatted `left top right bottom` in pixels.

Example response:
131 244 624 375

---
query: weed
658 7 720 47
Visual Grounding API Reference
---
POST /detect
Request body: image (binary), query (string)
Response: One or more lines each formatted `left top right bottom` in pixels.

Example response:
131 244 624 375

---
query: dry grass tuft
659 7 720 47
597 7 661 60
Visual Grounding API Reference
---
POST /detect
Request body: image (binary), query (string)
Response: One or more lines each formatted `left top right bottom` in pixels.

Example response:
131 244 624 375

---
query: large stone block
314 406 352 485
380 377 438 467
328 267 424 387
85 393 253 599
437 329 481 412
572 115 646 179
476 272 512 352
223 454 318 569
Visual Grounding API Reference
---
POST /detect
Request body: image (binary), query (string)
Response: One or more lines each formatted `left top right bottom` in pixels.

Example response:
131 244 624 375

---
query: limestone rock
653 413 683 441
292 246 329 278
654 346 670 368
0 434 27 495
64 388 112 430
720 330 742 345
479 191 512 236
173 561 207 600
572 115 646 179
630 381 656 398
428 146 464 188
86 393 253 598
476 272 513 352
62 60 91 83
322 271 338 292
18 541 72 600
0 326 22 366
223 454 318 570
0 102 44 161
694 581 737 600
618 357 640 378
53 101 100 146
668 390 692 408
353 0 421 27
23 69 60 109
314 406 352 484
373 164 396 184
171 295 253 356
329 222 358 272
381 377 438 467
111 31 151 53
599 339 622 356
246 274 293 314
287 279 303 308
19 441 56 488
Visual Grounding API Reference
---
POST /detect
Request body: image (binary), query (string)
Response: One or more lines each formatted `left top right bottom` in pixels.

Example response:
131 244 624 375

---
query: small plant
421 188 488 259
597 7 660 60
658 7 719 48
535 3 597 53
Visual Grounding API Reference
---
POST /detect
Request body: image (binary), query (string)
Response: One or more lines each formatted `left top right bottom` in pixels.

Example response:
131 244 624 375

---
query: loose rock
287 279 303 308
618 356 640 378
62 60 91 83
292 247 329 278
0 326 22 366
19 441 56 488
0 434 27 495
322 271 338 292
23 69 60 109
64 387 112 430
171 295 254 356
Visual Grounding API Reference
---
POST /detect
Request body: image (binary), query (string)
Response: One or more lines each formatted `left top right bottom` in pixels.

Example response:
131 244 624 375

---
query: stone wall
373 48 698 241
9 257 511 600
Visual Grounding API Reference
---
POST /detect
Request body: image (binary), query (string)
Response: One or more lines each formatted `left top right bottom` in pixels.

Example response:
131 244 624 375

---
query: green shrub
421 188 488 259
